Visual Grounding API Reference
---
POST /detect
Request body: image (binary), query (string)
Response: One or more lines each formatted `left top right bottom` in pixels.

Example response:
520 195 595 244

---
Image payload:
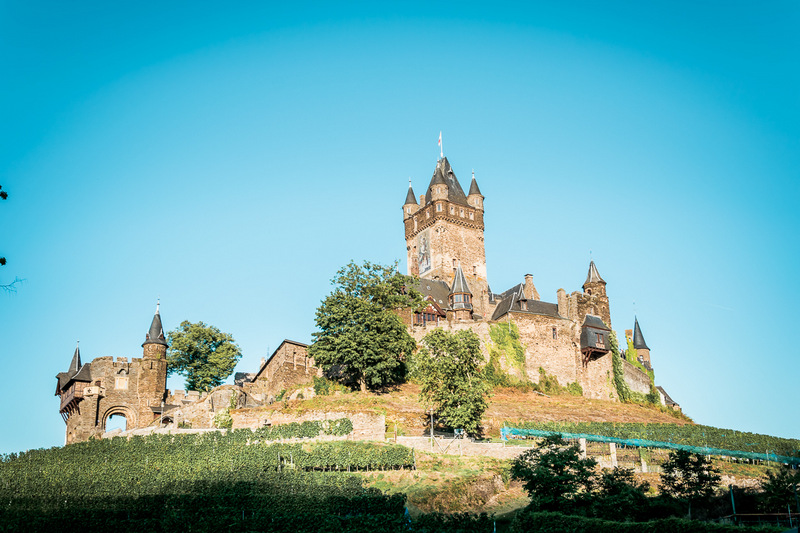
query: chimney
523 274 541 301
260 357 266 368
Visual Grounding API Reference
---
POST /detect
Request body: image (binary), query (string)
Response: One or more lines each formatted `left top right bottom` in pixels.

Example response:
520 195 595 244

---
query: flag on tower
438 131 443 158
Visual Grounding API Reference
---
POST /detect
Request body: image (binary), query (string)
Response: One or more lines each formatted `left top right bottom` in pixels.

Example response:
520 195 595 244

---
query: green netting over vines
501 421 800 465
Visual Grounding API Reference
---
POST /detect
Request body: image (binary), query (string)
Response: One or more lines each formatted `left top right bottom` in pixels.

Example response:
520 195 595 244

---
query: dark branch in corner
1 277 24 293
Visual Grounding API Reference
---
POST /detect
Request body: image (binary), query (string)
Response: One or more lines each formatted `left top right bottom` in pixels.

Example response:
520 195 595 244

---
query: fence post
609 442 618 467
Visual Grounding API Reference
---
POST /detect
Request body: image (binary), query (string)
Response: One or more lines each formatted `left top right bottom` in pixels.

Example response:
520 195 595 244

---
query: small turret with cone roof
68 341 82 375
142 300 168 359
467 169 484 210
582 260 607 297
449 264 473 321
632 316 652 369
403 179 419 219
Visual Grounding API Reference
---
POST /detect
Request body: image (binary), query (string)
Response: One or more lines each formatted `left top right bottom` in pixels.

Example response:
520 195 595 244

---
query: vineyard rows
505 421 800 457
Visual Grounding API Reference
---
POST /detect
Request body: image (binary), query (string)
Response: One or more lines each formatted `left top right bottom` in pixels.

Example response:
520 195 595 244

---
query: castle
401 156 676 405
55 154 677 444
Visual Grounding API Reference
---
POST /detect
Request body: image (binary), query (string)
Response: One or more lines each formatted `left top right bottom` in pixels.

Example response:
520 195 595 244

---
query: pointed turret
632 317 649 350
69 341 82 374
403 182 419 219
467 169 484 210
583 260 606 287
424 157 468 206
448 265 473 321
404 184 417 205
143 301 168 359
632 316 652 369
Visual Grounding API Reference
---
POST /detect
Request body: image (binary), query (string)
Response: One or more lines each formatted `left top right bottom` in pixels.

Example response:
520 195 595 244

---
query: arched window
105 413 127 432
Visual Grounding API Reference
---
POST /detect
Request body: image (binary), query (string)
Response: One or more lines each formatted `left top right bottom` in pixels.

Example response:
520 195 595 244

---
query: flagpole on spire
438 131 443 159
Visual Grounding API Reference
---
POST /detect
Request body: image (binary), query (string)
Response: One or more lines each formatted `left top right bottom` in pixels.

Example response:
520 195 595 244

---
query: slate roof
656 386 678 406
56 343 93 391
143 305 168 347
416 279 450 309
404 185 417 205
490 283 561 321
468 172 482 196
581 314 611 331
632 317 649 350
423 157 469 207
450 266 472 295
449 266 473 310
583 260 606 286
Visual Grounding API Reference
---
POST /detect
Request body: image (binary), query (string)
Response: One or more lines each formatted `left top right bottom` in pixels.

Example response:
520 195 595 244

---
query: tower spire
143 301 168 348
68 340 82 374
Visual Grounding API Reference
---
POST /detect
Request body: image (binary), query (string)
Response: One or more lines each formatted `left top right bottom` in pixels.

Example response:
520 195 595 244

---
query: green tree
593 466 651 520
416 329 492 436
660 449 721 519
308 261 423 392
758 464 800 513
167 321 242 392
510 433 597 513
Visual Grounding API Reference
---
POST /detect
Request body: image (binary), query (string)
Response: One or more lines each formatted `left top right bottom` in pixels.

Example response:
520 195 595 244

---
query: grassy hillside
269 383 692 438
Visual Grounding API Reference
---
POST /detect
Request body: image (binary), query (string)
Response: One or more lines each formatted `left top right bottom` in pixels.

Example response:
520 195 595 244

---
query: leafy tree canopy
309 261 423 393
758 464 800 513
660 449 721 518
416 328 491 436
510 433 597 513
167 321 242 392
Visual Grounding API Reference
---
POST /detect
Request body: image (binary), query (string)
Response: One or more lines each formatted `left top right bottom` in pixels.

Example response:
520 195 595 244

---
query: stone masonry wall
244 343 321 400
622 359 652 395
405 203 490 317
65 355 167 444
231 409 386 441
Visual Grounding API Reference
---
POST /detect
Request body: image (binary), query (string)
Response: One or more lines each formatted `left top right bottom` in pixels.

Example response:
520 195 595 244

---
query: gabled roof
416 279 450 308
656 386 678 406
404 185 417 205
583 260 606 286
581 314 611 331
143 304 168 347
56 342 93 391
633 317 649 350
468 172 482 196
491 284 561 321
423 157 469 207
253 339 310 380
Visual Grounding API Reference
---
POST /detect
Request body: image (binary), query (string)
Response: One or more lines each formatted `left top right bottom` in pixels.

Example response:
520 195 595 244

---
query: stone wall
405 202 490 317
243 342 321 400
622 359 652 395
64 355 167 444
230 409 386 441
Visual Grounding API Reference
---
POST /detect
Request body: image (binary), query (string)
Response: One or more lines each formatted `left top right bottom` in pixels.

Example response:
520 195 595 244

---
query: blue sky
1 1 798 454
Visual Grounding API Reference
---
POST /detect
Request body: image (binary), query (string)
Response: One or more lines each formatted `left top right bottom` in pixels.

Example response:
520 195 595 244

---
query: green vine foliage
610 331 632 402
504 420 800 457
488 322 526 375
0 430 418 531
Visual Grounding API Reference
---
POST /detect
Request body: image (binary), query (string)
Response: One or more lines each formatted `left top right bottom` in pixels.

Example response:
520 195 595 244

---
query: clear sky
1 1 798 454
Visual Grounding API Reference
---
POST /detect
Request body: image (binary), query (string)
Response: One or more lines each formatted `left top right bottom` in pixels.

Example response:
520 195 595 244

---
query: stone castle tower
403 157 489 317
55 304 168 444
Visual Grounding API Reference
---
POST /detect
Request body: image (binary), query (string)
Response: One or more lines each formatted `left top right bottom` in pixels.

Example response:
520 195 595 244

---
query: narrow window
450 206 454 214
473 265 477 275
469 212 474 220
436 203 442 212
552 327 557 340
460 208 464 217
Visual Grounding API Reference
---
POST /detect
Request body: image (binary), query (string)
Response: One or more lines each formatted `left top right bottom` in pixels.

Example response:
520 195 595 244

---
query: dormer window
469 212 474 220
460 208 464 217
436 203 442 212
450 206 454 214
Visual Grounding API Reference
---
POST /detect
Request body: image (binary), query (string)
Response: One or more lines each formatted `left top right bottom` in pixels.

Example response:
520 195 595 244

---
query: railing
59 385 83 412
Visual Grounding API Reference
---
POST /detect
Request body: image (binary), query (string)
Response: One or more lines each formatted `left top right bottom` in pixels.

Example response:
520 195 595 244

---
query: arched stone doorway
102 406 135 433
